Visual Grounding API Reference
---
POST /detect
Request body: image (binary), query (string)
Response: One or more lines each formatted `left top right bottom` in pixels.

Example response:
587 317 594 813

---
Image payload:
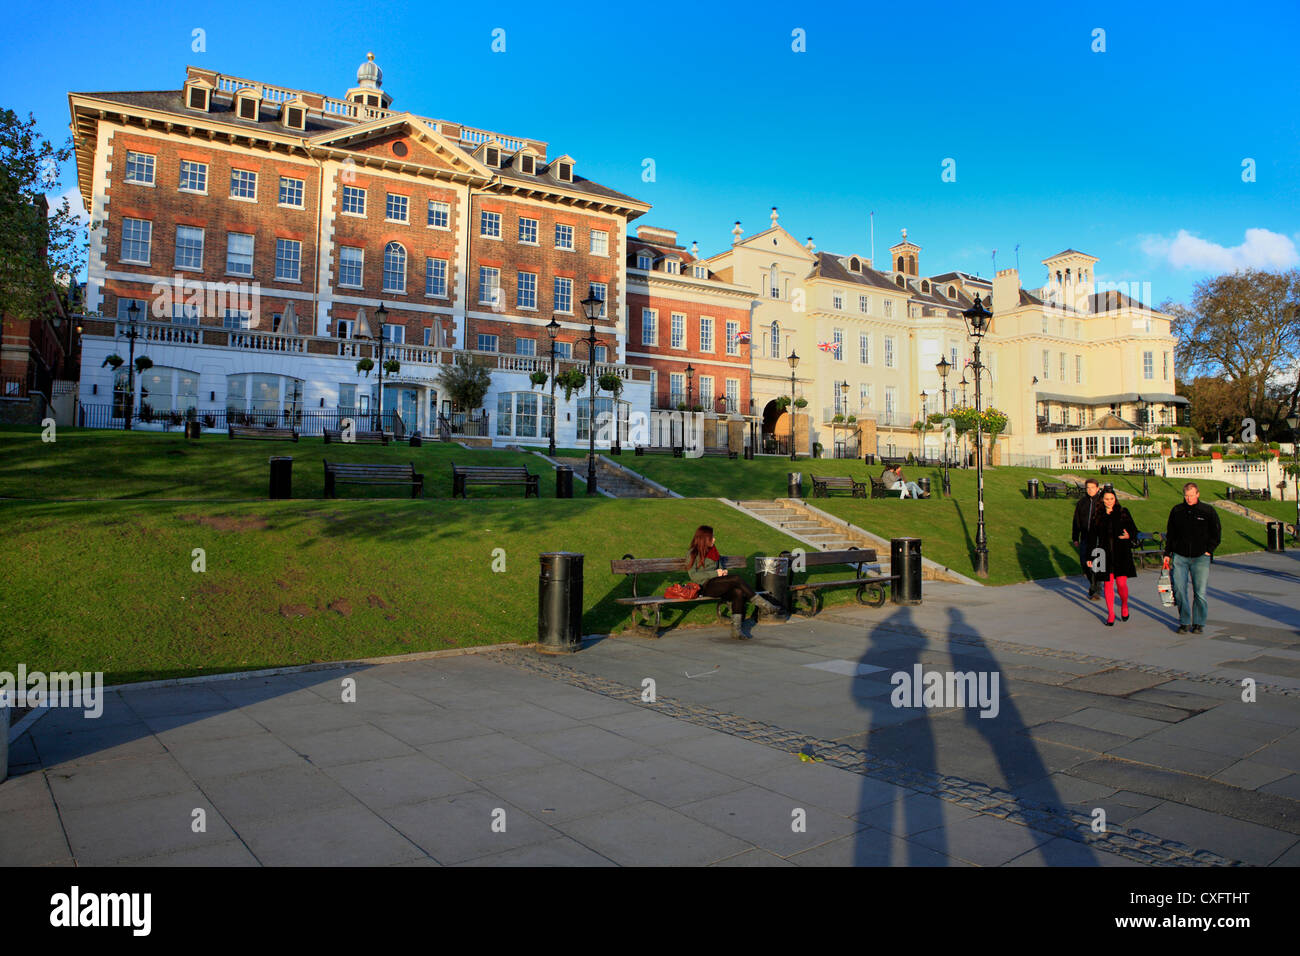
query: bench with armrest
634 445 682 457
228 425 298 441
1039 481 1084 499
1132 531 1166 569
323 460 423 498
870 474 905 498
611 554 751 637
782 547 890 616
703 446 739 459
451 462 539 498
811 475 867 498
323 428 392 445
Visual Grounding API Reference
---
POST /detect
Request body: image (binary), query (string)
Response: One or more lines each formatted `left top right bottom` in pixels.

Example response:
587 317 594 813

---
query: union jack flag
817 342 835 352
736 331 751 343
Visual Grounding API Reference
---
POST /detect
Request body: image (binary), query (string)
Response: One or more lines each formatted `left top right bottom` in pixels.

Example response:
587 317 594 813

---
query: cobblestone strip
485 649 1245 867
820 612 1300 699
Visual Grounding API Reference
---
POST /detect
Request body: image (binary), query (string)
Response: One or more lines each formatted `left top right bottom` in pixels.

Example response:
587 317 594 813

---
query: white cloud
1141 228 1299 271
47 187 90 227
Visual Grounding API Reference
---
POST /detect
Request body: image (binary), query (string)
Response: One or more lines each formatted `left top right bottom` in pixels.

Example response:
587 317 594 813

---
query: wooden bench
783 547 889 616
812 475 866 498
323 461 423 498
1225 486 1270 501
611 554 751 637
228 425 298 441
879 456 905 469
635 445 682 457
1133 531 1165 569
1040 481 1084 499
323 428 392 445
703 446 738 459
870 474 905 498
451 462 539 498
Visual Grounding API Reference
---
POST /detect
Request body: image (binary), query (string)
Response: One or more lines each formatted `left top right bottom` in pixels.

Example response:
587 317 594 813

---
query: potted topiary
356 357 374 377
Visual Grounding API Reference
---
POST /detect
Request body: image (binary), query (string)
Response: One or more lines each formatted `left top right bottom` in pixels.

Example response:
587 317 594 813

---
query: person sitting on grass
685 525 781 639
882 464 930 499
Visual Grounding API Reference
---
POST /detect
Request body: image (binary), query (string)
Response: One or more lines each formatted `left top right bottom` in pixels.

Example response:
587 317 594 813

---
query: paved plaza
3 550 1298 866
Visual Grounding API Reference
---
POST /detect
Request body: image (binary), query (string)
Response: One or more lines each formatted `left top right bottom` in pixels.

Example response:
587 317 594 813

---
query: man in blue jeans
1163 482 1221 633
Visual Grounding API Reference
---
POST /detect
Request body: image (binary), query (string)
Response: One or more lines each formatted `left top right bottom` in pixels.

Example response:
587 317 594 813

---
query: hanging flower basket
134 356 153 373
529 370 548 389
356 357 375 377
774 395 790 410
555 368 587 402
597 371 624 397
102 353 124 369
383 358 401 375
792 397 808 409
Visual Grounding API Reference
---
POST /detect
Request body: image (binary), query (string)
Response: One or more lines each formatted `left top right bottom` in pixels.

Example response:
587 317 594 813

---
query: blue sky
6 0 1297 306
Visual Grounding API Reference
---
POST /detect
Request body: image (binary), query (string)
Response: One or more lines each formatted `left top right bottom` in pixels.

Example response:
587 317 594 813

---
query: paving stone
1127 688 1222 712
588 708 715 746
116 839 261 866
785 827 964 866
1137 724 1276 760
61 790 236 864
1105 738 1239 777
523 724 656 765
675 785 863 857
0 801 71 865
559 800 752 865
120 684 232 718
664 733 803 780
586 752 747 807
1058 707 1172 739
478 763 643 824
909 813 1057 866
419 733 555 779
0 768 56 813
238 802 427 866
283 724 419 768
384 791 557 864
709 847 798 866
46 752 194 810
1258 774 1300 801
471 701 587 736
1004 837 1146 866
747 758 906 818
201 763 359 825
368 711 495 748
322 753 476 810
1124 801 1297 866
852 790 977 837
169 732 310 782
140 708 271 745
29 722 164 769
456 836 616 867
1022 720 1134 753
1063 669 1172 696
1211 761 1292 791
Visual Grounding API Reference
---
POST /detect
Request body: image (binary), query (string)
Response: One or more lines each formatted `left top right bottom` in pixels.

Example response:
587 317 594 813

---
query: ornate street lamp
839 382 850 458
919 390 928 459
374 302 389 432
936 355 952 493
962 294 992 578
122 300 142 430
788 349 800 460
685 363 694 411
546 317 560 455
580 286 603 494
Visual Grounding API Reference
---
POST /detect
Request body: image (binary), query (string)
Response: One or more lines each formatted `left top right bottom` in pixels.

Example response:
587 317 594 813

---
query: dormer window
485 146 500 167
949 286 957 298
895 275 904 287
693 265 707 279
921 280 930 293
235 90 260 121
664 258 680 275
519 154 535 175
281 98 306 131
184 80 212 112
849 257 860 272
557 162 572 182
636 253 651 270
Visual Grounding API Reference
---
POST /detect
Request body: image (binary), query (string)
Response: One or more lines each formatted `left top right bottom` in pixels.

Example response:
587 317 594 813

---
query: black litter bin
744 446 754 460
537 552 583 653
1027 478 1039 499
1266 521 1286 552
891 537 922 605
185 421 201 440
269 456 292 499
555 466 573 499
864 453 876 466
755 555 790 615
788 472 803 498
918 477 932 496
409 431 422 447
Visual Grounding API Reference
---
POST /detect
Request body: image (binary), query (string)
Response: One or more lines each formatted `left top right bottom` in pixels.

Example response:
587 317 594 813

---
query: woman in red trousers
1086 490 1140 626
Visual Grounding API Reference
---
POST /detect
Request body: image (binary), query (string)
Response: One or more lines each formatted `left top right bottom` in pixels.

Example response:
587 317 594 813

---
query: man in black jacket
1071 478 1102 600
1163 482 1222 633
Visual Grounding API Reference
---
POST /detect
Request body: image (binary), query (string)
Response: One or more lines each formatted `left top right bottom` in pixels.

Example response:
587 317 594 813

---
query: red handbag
664 582 701 600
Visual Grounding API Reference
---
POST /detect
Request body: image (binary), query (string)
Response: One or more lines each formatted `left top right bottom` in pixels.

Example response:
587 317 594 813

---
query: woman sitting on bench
882 465 930 499
686 525 781 639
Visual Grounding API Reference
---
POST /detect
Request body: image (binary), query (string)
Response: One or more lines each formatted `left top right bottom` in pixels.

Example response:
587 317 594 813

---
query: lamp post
1288 411 1299 538
685 363 694 411
937 355 952 494
962 294 992 578
840 382 850 458
374 302 388 432
580 287 602 495
919 390 928 459
788 349 800 460
958 371 970 467
122 300 141 430
546 317 560 455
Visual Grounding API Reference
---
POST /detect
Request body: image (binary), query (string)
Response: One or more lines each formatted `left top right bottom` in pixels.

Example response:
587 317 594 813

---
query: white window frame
699 317 714 353
425 257 448 298
553 276 573 314
124 151 155 186
589 229 608 256
517 271 538 310
670 313 686 350
517 216 538 245
833 329 843 361
884 336 895 369
120 218 152 265
859 333 871 365
477 333 499 353
275 238 302 283
479 266 501 306
341 186 366 217
175 225 204 272
278 176 304 208
427 200 450 230
1143 351 1154 380
554 223 574 251
338 246 364 289
226 232 254 277
641 308 657 346
385 193 410 224
382 242 407 294
635 253 652 270
725 320 739 356
480 210 502 239
178 160 207 194
230 168 258 202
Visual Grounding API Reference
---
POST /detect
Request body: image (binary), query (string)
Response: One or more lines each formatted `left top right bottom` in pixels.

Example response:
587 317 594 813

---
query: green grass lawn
1235 496 1300 529
0 496 882 684
0 426 577 500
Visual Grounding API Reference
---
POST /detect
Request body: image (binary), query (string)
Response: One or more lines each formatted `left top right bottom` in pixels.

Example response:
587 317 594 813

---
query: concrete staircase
554 457 668 498
734 499 867 551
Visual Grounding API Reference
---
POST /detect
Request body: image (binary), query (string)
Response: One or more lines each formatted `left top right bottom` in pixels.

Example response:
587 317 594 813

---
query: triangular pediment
734 223 816 262
309 114 490 181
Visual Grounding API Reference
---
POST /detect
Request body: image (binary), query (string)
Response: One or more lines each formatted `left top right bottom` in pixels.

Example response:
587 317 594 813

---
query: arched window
908 256 916 274
921 280 930 293
383 242 406 293
769 264 780 299
895 275 904 287
896 255 905 271
849 256 860 272
948 286 957 298
770 321 781 359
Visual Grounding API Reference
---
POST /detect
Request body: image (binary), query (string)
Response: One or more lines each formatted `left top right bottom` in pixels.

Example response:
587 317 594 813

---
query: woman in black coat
1087 490 1139 626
